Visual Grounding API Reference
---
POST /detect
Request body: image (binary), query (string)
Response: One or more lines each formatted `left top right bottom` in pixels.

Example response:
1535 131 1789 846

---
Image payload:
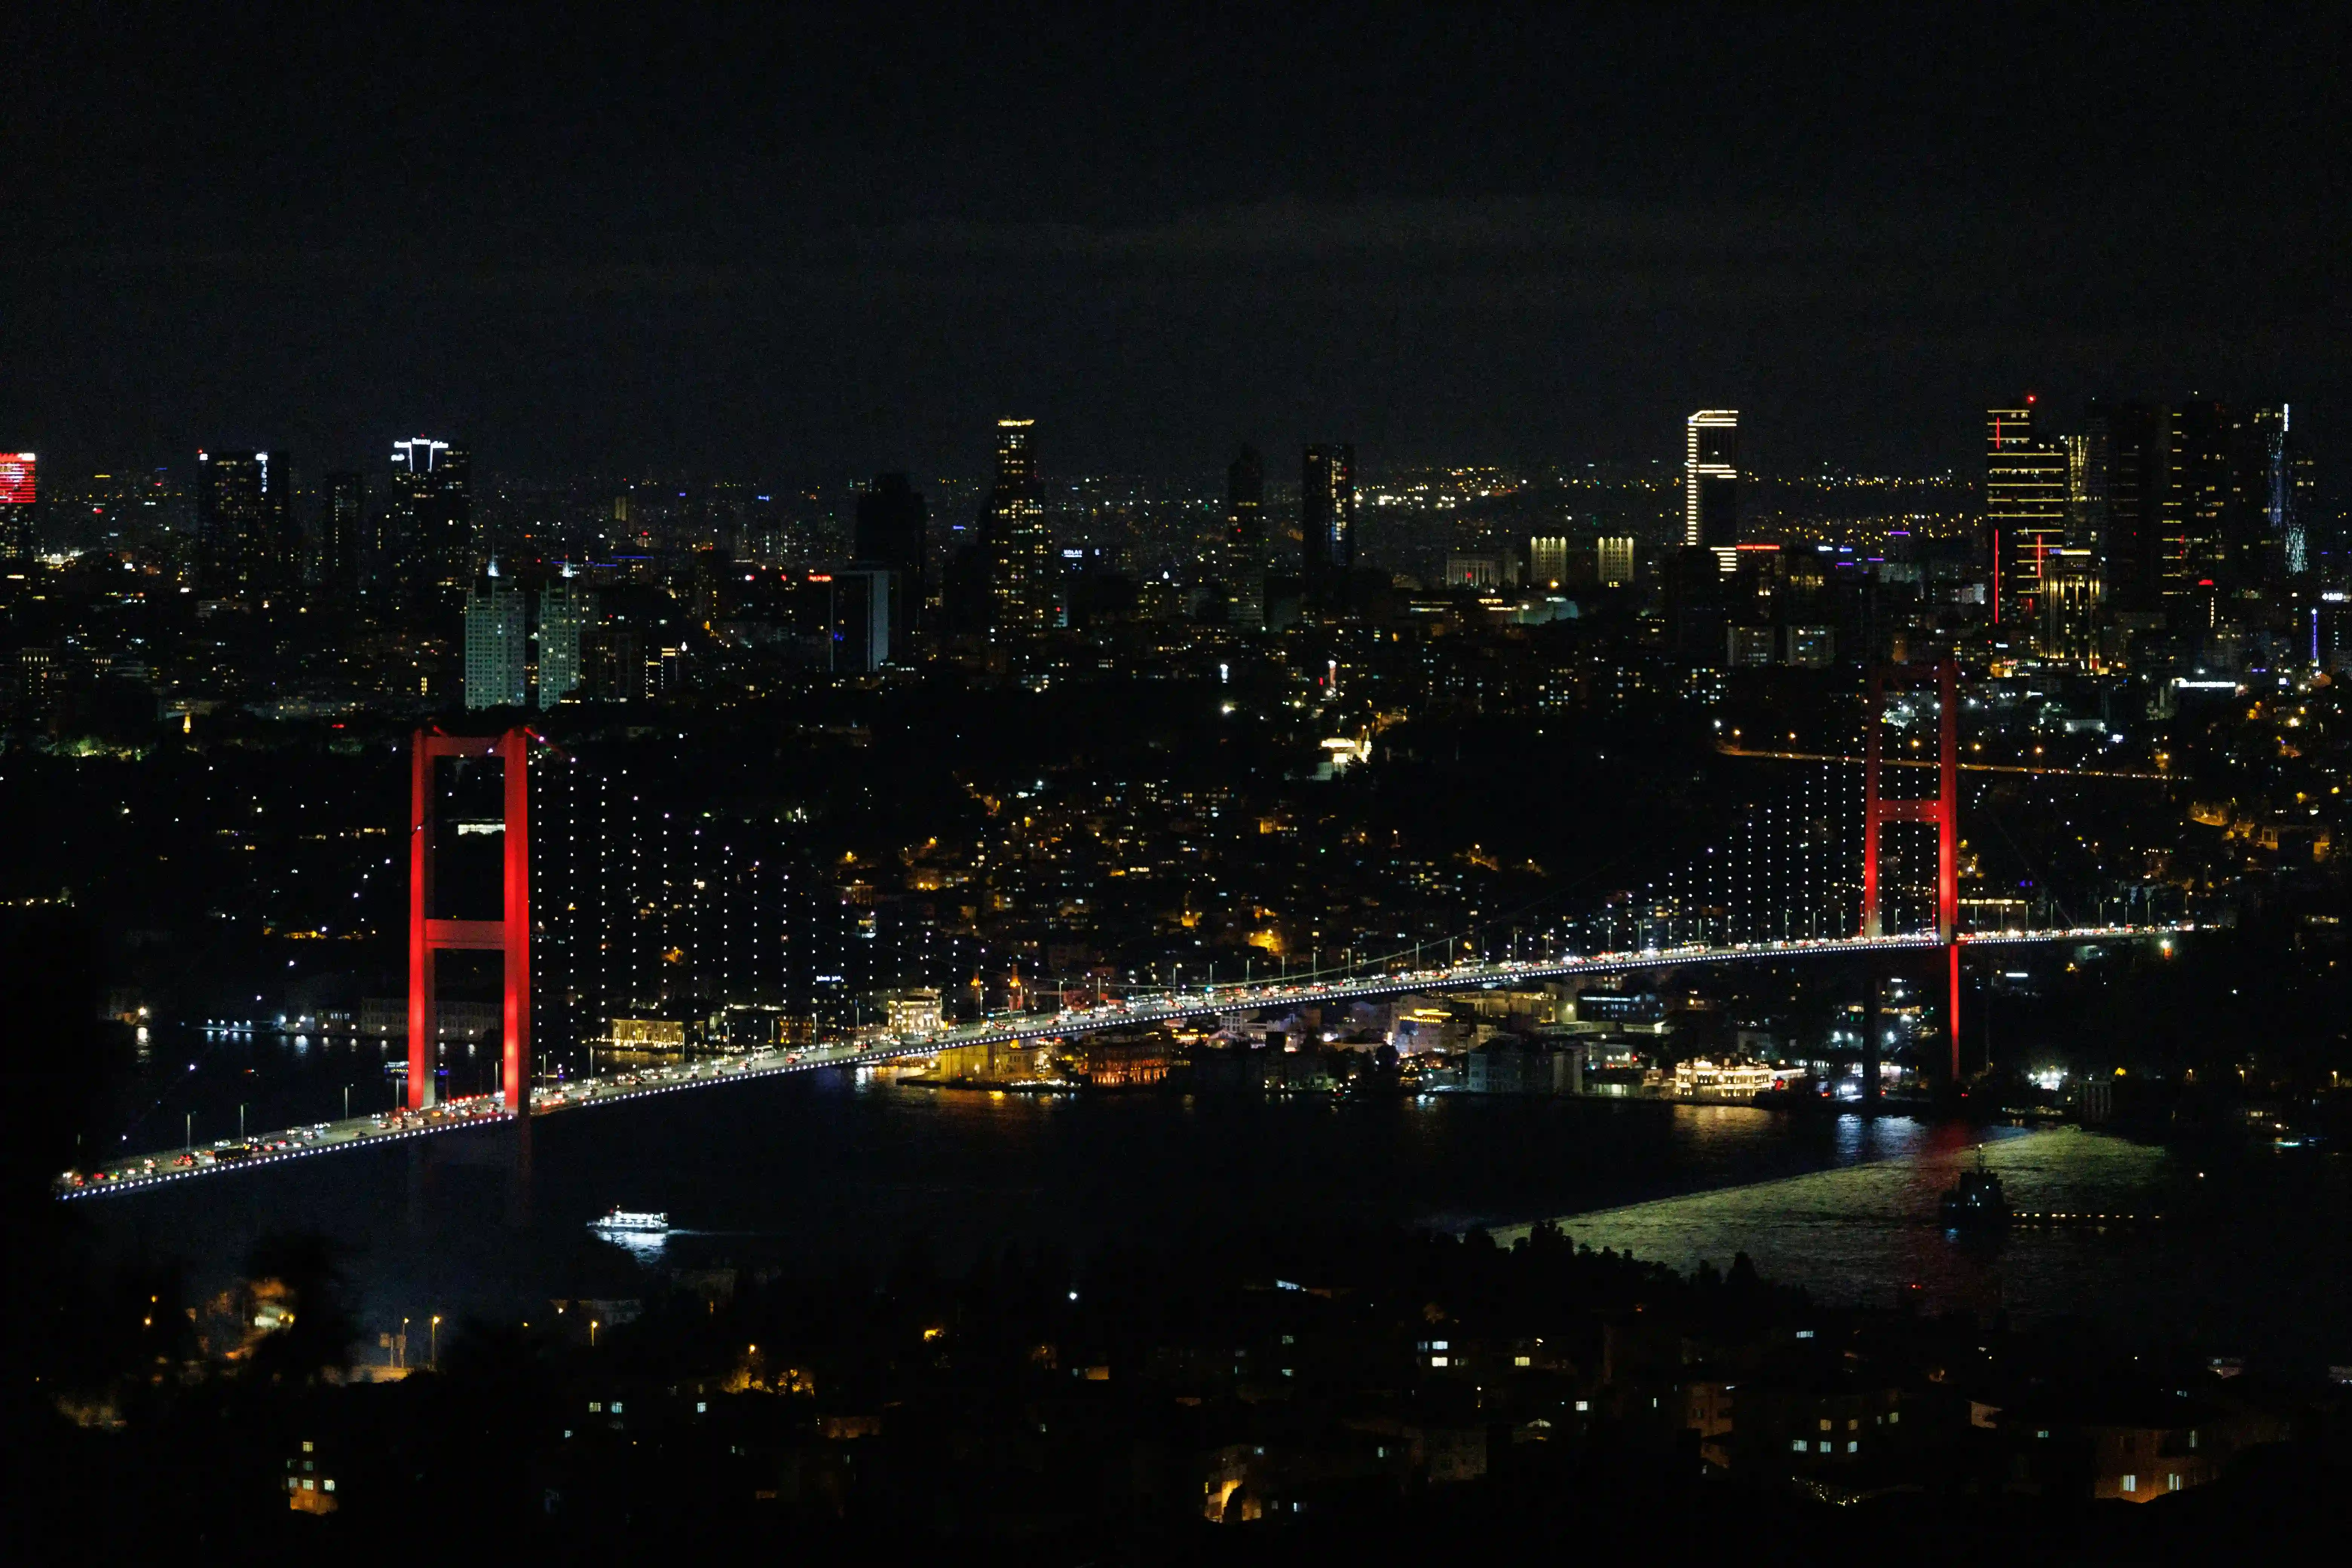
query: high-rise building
1985 402 2070 627
1527 536 1571 590
981 419 1051 635
1683 411 1739 561
1301 443 1356 598
831 567 894 672
387 437 473 599
853 473 928 639
2251 405 2315 578
537 577 593 707
463 564 528 709
318 471 364 597
196 449 297 597
1225 444 1267 629
1597 536 1637 587
0 453 33 562
2037 549 2105 666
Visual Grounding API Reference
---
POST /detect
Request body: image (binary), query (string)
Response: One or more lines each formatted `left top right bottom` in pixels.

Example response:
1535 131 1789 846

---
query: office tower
1597 536 1636 587
1683 411 1739 562
854 472 928 638
2166 399 2236 610
463 564 528 709
1225 444 1267 628
1301 443 1356 597
318 471 364 597
196 449 297 596
387 436 473 599
832 567 894 672
537 576 593 707
2250 405 2314 578
1985 403 2069 626
1527 536 1571 590
981 418 1051 634
0 453 33 562
2037 549 2104 666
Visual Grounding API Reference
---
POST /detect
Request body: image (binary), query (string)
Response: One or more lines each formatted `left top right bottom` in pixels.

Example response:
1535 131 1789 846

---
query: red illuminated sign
0 453 33 506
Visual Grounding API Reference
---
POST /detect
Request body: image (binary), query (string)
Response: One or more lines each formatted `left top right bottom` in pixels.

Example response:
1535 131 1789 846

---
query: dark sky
8 3 2349 483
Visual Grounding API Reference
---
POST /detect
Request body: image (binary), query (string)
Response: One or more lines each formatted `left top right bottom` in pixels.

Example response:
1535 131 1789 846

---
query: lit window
322 1479 334 1492
1514 1355 1531 1367
1888 1410 1900 1425
1430 1356 1449 1367
1574 1400 1589 1412
1817 1441 1830 1453
610 1402 624 1414
1431 1340 1448 1351
1819 1418 1832 1431
588 1402 602 1413
2122 1474 2138 1493
697 1401 707 1413
2168 1473 2182 1491
1847 1441 1858 1453
1790 1439 1807 1453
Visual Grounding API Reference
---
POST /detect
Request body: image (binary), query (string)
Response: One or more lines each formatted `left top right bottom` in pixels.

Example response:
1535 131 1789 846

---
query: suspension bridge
57 658 2190 1199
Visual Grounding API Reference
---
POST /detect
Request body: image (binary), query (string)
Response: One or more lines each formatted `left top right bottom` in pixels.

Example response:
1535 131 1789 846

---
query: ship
588 1207 670 1237
1938 1153 2011 1230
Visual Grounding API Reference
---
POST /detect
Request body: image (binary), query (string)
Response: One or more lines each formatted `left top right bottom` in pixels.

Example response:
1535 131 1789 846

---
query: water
76 1037 2352 1376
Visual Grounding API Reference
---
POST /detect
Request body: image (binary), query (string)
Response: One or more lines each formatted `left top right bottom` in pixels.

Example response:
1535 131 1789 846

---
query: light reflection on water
80 1073 2350 1371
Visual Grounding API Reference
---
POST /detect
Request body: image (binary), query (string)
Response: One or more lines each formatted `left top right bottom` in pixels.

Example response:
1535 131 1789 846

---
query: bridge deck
57 925 2188 1199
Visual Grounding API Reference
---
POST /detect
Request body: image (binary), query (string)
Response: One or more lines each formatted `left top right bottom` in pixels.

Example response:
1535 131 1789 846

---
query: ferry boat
1939 1154 2011 1230
588 1207 670 1237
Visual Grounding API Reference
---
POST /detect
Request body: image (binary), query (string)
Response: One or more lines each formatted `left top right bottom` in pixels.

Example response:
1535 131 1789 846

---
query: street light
590 1318 600 1348
430 1314 442 1370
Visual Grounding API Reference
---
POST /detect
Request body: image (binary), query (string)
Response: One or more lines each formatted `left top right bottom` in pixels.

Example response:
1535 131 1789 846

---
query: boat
1939 1153 2011 1230
589 1207 670 1236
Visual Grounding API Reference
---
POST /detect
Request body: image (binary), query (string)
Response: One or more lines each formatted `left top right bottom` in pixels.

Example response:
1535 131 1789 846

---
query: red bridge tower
408 728 530 1112
1861 657 1962 1082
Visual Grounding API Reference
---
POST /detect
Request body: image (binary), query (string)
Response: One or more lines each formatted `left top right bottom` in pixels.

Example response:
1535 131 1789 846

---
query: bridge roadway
56 923 2188 1200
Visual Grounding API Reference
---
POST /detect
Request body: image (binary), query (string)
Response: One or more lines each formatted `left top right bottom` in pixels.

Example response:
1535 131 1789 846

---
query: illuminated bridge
57 658 2190 1199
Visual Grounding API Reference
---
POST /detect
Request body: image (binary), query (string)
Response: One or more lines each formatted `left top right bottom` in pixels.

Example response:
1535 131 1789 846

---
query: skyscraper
318 471 364 597
1985 402 2069 626
1225 444 1266 629
0 453 33 562
2251 405 2314 578
1683 411 1739 561
854 472 928 639
537 576 593 707
196 449 297 597
464 564 528 709
1301 443 1355 598
981 419 1051 635
1597 536 1637 587
387 437 473 600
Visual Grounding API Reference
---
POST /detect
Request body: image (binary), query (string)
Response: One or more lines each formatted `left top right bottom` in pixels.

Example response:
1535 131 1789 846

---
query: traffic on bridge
56 923 2190 1199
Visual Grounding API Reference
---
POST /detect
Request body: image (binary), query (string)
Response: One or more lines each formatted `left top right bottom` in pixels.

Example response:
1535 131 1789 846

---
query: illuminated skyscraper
1597 536 1636 586
464 563 528 709
0 453 33 562
1683 411 1739 560
537 576 593 707
2251 404 2314 578
981 419 1051 634
387 436 473 599
196 449 297 596
1301 443 1355 598
1985 402 2070 626
1225 444 1266 629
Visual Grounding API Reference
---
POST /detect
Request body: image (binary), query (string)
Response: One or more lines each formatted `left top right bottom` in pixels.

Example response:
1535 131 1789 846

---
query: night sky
8 5 2349 481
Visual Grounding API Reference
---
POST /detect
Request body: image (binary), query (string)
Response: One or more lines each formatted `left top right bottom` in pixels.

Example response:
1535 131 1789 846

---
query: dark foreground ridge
19 1217 2348 1562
